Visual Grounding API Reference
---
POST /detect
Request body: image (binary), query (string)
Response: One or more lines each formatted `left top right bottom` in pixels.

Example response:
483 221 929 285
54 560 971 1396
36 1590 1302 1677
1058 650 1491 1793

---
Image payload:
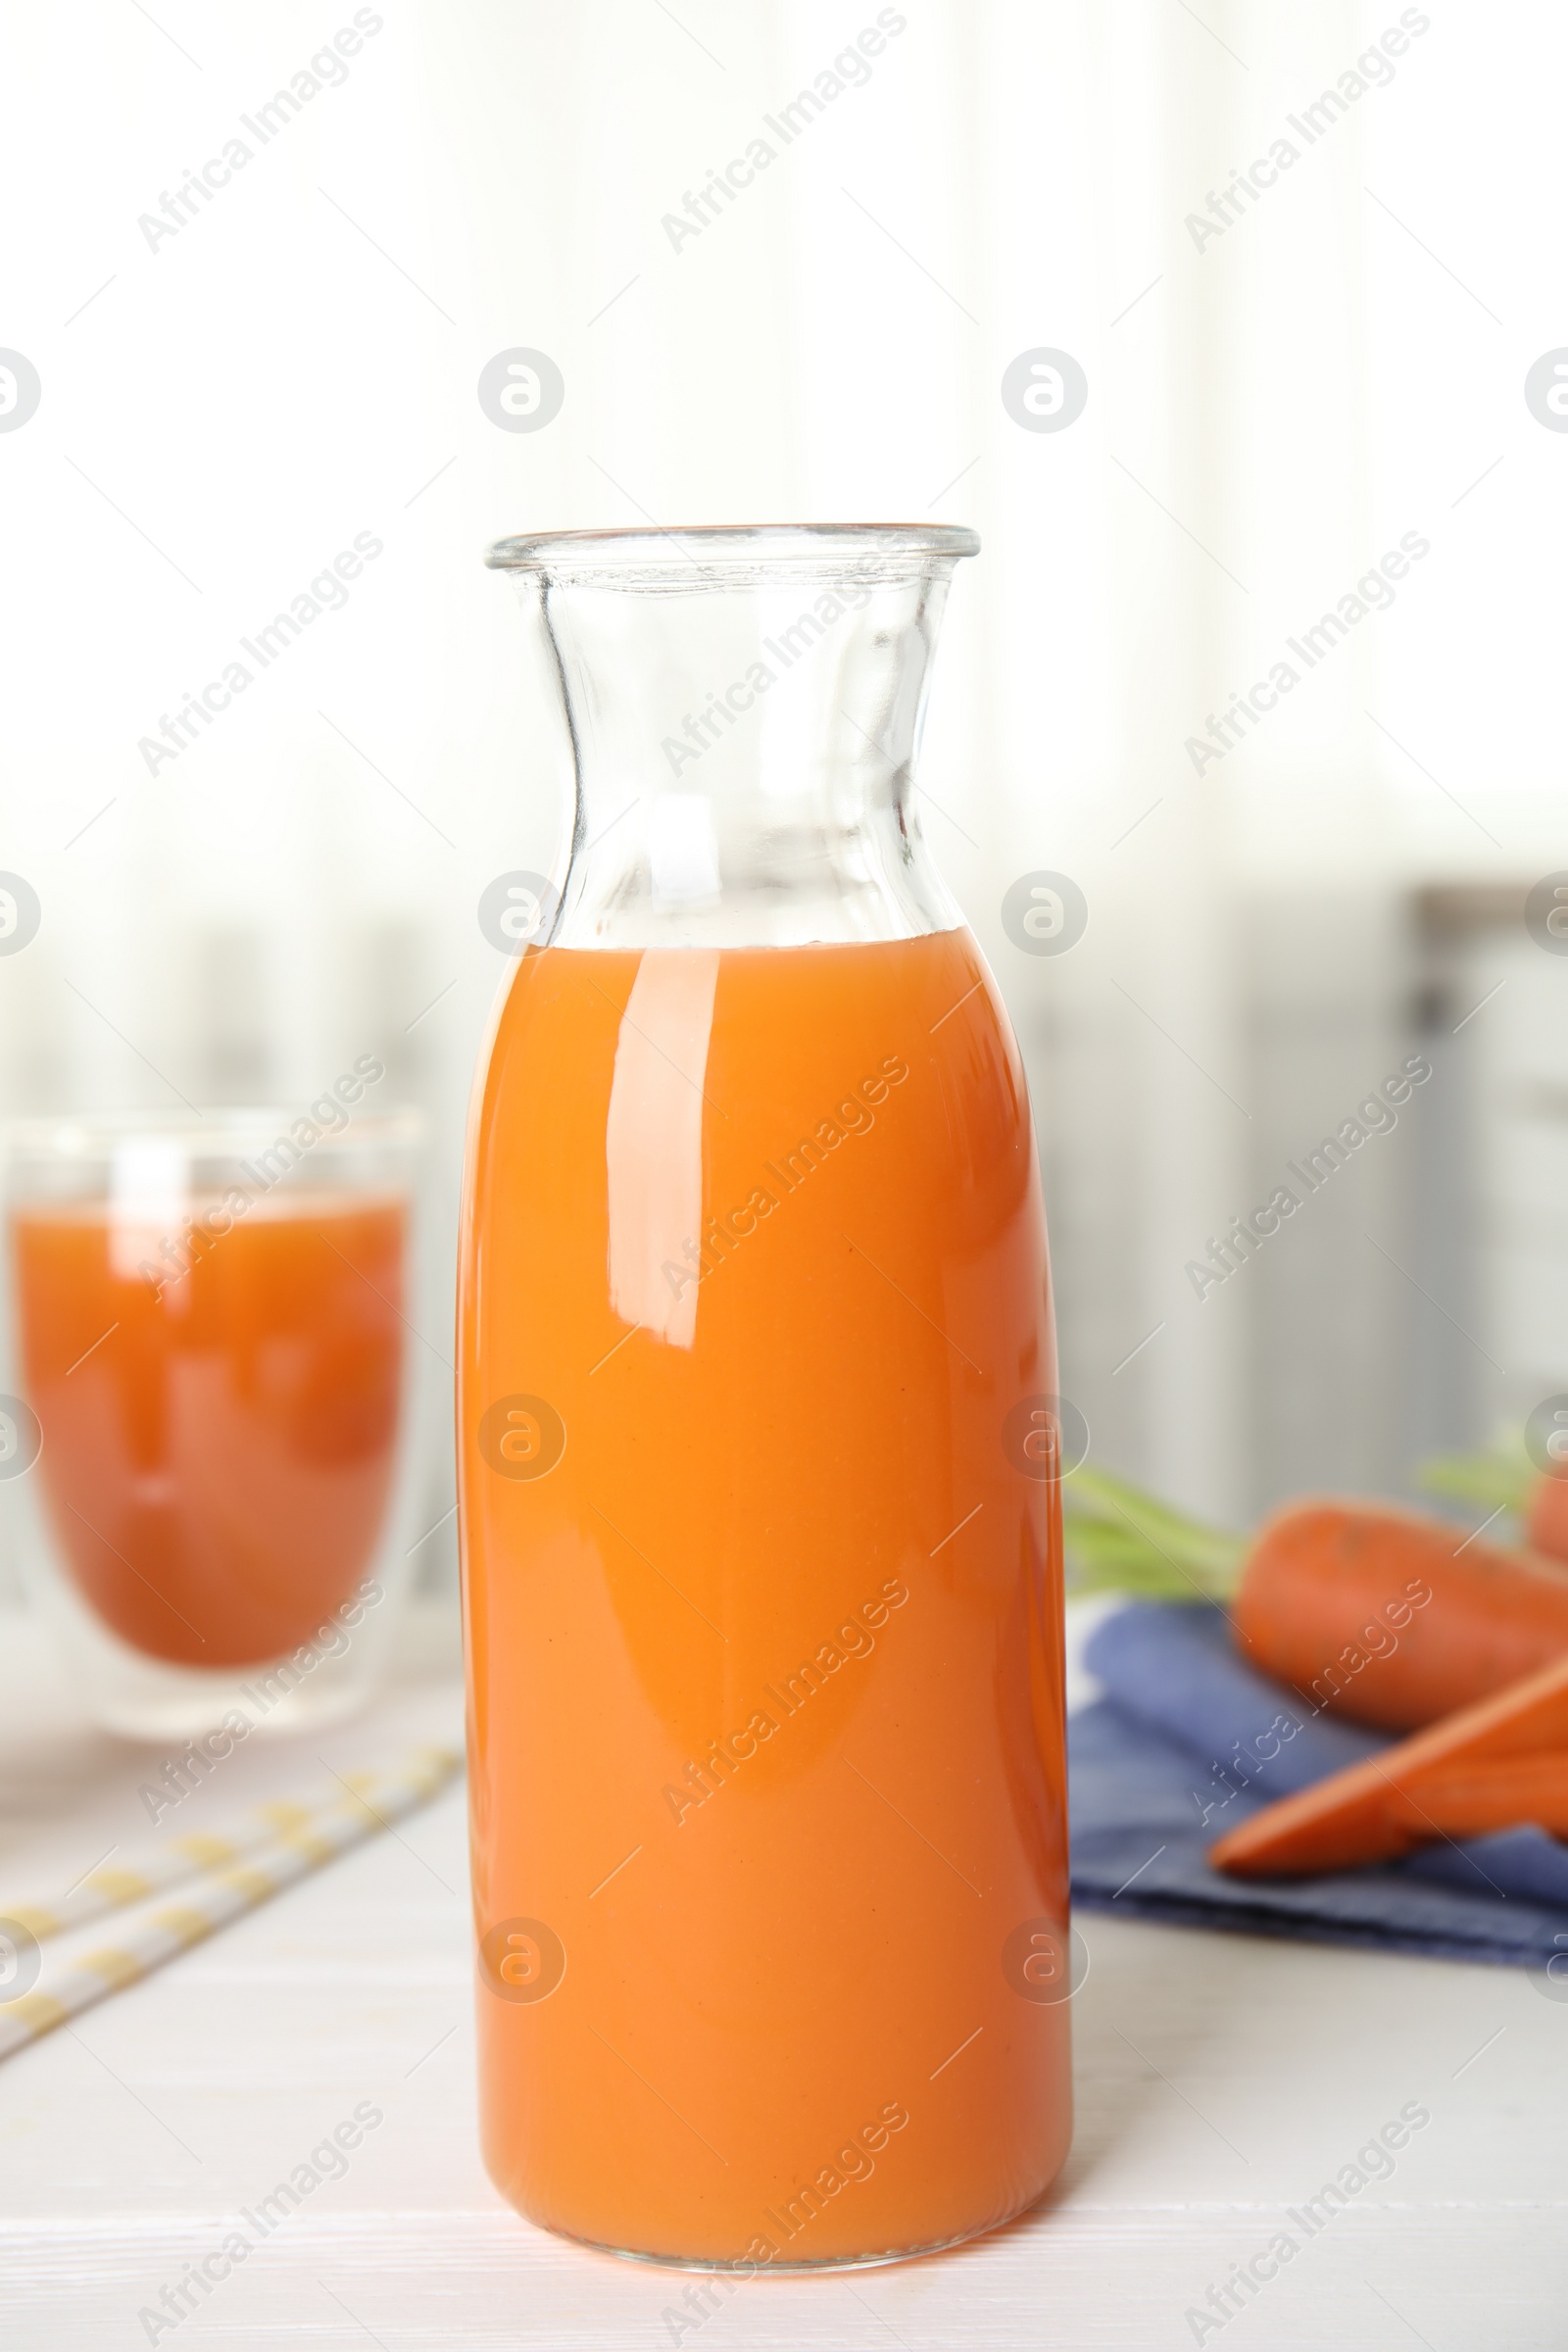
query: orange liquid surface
14 1192 406 1668
459 929 1071 2265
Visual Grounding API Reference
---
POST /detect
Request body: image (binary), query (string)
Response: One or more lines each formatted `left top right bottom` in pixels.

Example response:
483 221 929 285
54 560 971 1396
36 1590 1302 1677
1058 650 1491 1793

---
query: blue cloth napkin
1068 1603 1568 1967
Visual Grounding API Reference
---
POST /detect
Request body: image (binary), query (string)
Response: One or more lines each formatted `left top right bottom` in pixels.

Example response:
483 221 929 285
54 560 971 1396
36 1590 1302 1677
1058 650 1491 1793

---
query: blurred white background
2 0 1565 1567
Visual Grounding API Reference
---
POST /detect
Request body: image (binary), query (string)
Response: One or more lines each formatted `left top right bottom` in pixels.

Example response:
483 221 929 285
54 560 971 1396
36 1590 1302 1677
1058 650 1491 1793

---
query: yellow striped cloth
0 1743 460 2063
4 1787 384 1945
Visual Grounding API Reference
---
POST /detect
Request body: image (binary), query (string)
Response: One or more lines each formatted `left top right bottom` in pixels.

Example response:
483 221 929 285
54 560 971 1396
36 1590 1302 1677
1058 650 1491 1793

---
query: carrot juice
13 1192 406 1667
459 926 1072 2266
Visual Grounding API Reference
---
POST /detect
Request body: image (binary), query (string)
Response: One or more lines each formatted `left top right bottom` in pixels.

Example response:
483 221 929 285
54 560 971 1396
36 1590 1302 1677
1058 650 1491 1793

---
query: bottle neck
523 559 965 950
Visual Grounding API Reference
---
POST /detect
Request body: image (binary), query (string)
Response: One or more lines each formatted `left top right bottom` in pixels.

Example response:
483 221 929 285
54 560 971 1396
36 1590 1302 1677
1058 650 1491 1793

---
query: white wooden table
2 1600 1563 2350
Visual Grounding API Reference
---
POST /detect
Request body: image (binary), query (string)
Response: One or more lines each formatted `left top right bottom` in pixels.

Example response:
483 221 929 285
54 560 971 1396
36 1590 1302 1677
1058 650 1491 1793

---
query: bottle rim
484 520 980 576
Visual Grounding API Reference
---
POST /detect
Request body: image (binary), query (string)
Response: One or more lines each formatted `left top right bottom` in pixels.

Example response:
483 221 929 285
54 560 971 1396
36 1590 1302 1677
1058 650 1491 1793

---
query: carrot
1064 1468 1568 1732
1412 1757 1568 1838
1209 1650 1568 1878
1230 1501 1568 1732
1528 1471 1568 1565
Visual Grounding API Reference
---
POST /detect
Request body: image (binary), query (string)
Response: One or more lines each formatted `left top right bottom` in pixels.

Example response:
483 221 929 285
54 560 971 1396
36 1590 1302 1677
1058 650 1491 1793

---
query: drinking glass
460 523 1072 2268
4 1100 424 1740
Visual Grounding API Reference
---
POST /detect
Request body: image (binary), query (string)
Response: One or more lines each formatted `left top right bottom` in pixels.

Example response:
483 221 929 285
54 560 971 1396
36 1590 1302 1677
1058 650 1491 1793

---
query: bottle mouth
484 521 980 586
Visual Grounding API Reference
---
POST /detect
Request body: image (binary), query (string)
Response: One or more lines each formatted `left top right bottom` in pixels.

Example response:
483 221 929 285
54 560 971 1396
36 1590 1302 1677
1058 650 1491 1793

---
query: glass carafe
459 524 1071 2269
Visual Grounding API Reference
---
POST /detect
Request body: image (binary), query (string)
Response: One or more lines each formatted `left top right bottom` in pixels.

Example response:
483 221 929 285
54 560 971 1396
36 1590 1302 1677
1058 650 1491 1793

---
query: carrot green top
1061 1468 1244 1603
1062 1444 1536 1606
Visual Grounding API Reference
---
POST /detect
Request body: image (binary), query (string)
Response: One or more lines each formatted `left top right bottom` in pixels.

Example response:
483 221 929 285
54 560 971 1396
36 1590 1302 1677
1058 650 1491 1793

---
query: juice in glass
14 1191 405 1666
5 1104 420 1734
